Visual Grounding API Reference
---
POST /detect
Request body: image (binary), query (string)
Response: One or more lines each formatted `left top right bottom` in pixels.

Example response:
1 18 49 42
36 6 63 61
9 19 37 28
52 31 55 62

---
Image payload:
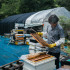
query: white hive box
23 56 56 70
29 42 47 53
29 38 48 53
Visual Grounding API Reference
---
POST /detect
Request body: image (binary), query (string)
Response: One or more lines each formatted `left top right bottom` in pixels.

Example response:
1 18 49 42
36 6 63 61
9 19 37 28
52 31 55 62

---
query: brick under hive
31 33 50 47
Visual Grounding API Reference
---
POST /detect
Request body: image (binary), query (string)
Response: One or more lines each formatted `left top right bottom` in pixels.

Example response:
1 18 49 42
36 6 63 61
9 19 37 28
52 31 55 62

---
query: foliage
0 0 70 20
59 16 70 30
19 0 55 13
59 16 70 39
0 0 55 20
0 0 20 20
55 0 70 11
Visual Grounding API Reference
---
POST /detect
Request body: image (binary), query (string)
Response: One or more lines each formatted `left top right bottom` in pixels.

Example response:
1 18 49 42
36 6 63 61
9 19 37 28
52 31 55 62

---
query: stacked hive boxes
15 34 24 45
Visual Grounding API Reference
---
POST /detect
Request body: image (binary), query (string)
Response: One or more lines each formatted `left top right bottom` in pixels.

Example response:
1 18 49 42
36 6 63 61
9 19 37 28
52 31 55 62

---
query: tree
59 16 70 39
19 0 55 13
0 0 4 8
55 0 70 11
0 0 20 20
0 0 55 20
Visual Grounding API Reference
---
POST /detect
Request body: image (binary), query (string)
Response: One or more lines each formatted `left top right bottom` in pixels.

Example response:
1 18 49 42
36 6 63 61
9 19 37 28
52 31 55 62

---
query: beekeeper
43 14 65 69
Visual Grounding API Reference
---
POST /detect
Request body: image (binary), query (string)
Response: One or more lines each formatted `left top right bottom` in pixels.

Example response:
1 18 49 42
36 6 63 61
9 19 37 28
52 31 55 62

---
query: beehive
23 53 56 70
27 52 53 62
15 34 24 40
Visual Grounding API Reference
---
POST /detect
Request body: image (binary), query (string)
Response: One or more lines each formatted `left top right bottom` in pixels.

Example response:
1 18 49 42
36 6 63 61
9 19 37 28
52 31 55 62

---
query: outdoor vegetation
0 0 70 20
59 16 70 54
59 16 70 32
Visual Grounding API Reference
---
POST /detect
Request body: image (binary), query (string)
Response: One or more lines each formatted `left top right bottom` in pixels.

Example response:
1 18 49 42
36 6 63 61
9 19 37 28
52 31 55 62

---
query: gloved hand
49 43 56 48
37 32 43 36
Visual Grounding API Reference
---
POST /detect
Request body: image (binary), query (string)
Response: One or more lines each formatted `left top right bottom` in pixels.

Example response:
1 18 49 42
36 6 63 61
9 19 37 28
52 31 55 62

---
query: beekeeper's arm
49 29 65 48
